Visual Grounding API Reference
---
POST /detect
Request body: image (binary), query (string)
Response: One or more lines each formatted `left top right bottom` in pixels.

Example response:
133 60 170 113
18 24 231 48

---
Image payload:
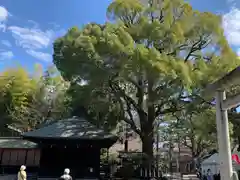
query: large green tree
53 0 238 157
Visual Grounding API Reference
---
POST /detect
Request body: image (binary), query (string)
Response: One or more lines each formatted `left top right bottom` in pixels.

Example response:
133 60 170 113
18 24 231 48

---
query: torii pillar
205 66 240 180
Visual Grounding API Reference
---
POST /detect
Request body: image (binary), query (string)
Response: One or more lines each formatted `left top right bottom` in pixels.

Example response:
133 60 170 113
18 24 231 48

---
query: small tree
4 66 71 131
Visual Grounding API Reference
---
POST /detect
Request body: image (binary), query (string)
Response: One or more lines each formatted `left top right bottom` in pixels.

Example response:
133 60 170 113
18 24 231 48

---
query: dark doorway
39 146 100 178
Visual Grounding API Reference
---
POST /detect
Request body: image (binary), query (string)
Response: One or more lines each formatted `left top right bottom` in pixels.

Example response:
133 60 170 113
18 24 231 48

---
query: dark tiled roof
0 137 38 148
23 116 117 140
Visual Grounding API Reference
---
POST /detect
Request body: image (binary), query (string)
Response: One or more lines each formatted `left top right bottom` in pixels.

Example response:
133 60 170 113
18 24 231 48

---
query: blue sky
0 0 239 72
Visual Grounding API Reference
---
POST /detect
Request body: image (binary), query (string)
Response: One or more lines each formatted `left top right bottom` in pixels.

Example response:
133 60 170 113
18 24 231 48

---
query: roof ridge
0 137 22 139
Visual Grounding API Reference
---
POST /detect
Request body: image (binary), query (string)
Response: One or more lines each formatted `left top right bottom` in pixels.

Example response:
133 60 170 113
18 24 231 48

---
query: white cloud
0 51 14 60
8 25 66 62
8 26 54 49
27 20 39 28
26 49 52 62
5 16 65 62
0 6 9 32
222 7 240 46
1 40 12 47
0 6 8 22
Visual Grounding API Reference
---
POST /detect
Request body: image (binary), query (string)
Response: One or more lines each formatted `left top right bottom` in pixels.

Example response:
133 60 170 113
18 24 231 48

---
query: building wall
0 148 40 167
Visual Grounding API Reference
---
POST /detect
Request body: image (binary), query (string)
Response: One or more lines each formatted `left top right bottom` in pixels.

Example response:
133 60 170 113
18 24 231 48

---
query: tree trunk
142 132 154 158
177 136 181 172
191 153 197 172
156 126 160 178
142 77 155 159
191 138 196 172
124 140 128 152
141 120 154 168
140 110 154 160
169 141 173 174
237 136 240 151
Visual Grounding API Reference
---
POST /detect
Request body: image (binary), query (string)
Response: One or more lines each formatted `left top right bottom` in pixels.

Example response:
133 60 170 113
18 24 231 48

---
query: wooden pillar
24 150 28 165
0 149 4 165
0 149 4 174
96 148 101 179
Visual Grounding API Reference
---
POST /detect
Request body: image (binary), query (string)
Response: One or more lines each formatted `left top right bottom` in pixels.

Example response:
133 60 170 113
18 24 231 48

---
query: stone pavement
0 174 199 180
0 176 97 180
0 175 15 180
182 174 199 180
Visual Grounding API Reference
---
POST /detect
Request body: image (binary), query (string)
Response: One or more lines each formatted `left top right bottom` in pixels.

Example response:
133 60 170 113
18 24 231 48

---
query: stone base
0 175 16 180
0 175 98 180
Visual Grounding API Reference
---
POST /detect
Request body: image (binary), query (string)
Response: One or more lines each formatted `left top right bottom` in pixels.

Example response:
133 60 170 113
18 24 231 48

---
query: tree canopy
53 0 239 157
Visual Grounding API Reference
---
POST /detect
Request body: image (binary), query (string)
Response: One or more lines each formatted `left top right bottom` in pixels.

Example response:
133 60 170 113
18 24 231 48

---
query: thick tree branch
109 80 146 115
196 137 203 156
182 137 193 149
112 87 142 137
124 100 142 137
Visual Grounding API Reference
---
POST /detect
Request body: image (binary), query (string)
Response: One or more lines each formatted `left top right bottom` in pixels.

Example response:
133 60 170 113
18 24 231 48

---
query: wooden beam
5 124 23 134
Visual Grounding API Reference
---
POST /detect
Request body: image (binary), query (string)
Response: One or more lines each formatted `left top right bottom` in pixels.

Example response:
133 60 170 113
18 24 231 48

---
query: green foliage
0 65 71 132
53 0 239 156
100 149 119 164
0 67 36 127
167 106 219 159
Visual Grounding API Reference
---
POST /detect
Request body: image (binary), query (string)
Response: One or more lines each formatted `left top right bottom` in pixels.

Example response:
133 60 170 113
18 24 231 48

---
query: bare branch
184 36 211 62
